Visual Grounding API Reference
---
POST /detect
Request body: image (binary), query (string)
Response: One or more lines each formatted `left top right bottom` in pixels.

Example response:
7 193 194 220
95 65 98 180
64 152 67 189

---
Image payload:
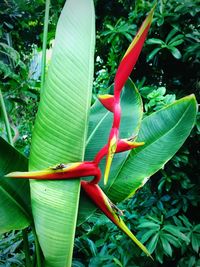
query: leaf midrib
63 2 95 265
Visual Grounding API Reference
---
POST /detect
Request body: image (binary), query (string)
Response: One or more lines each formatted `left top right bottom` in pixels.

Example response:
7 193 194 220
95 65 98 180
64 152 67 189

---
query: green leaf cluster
0 0 199 266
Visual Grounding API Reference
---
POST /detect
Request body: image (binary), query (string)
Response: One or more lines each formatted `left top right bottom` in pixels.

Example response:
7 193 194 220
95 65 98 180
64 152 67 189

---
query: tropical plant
146 28 184 61
0 1 198 267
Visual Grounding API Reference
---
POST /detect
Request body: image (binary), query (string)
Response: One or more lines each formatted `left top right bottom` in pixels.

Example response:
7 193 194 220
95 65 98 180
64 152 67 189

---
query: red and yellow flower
5 6 155 258
103 6 155 184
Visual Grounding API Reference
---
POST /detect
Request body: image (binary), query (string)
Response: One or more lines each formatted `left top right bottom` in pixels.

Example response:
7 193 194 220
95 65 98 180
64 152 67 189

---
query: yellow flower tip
128 141 145 147
152 2 157 11
98 94 113 100
104 157 112 184
4 171 24 178
149 254 154 261
104 175 108 185
104 137 118 185
104 153 113 185
122 136 145 149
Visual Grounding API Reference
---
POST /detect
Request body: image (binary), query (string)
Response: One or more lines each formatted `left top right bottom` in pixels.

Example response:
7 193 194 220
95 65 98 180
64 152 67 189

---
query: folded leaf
28 1 95 266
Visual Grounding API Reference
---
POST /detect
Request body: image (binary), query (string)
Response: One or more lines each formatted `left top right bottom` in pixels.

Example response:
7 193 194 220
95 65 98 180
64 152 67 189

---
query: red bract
6 138 144 183
116 138 145 152
104 6 155 184
5 162 101 182
98 94 114 112
93 137 144 165
114 8 155 95
81 180 153 259
5 6 155 257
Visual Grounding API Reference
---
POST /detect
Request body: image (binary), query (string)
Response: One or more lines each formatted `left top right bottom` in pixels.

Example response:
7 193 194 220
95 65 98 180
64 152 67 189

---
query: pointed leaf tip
114 4 155 96
81 181 152 258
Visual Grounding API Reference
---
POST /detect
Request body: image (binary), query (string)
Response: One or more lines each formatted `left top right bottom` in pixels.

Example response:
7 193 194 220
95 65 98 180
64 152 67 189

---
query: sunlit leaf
107 95 197 202
29 1 95 266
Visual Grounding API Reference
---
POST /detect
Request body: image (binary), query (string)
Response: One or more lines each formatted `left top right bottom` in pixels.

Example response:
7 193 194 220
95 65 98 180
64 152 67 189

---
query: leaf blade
0 137 30 234
108 95 197 202
29 1 95 266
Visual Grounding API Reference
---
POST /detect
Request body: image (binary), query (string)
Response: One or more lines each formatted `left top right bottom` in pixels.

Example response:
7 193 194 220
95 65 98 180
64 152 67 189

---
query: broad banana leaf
78 95 197 224
0 137 30 234
107 94 197 202
28 0 95 266
78 79 143 223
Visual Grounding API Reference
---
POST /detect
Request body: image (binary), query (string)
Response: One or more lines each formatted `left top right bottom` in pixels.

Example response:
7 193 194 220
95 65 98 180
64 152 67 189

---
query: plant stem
0 88 13 146
41 0 50 92
22 229 32 267
32 227 42 267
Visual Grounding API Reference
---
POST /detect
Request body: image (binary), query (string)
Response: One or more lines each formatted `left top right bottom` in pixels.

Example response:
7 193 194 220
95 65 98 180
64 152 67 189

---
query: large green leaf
0 137 30 234
29 1 95 266
77 79 143 224
107 95 197 202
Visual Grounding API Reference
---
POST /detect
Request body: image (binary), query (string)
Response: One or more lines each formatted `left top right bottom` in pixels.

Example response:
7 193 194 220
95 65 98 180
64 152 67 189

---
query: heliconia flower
5 135 144 184
104 127 118 185
90 136 144 184
94 136 144 165
114 6 155 96
81 180 153 259
5 161 101 183
98 94 114 112
104 6 155 184
116 137 145 153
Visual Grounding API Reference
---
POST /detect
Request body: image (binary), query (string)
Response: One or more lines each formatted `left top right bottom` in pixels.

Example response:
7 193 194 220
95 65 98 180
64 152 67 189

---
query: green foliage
0 231 27 266
101 18 137 44
94 0 200 99
137 214 200 264
0 137 30 234
0 36 39 155
146 28 184 61
0 0 199 266
141 86 176 113
73 0 200 265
